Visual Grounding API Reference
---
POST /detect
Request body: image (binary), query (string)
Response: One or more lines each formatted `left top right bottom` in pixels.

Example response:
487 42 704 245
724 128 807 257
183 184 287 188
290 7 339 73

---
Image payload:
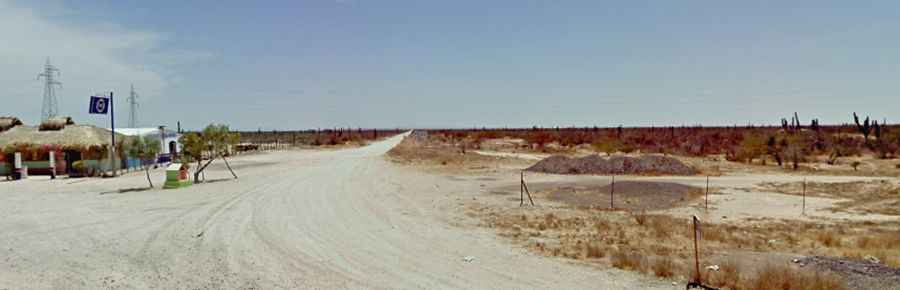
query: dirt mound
527 154 697 175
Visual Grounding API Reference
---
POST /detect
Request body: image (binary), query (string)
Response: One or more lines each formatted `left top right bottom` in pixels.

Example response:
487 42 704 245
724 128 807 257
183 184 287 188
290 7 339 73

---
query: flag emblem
89 95 109 114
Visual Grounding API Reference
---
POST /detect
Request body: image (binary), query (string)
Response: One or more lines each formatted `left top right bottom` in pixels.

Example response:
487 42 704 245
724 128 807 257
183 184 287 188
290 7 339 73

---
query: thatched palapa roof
0 124 130 151
39 116 75 131
0 117 23 132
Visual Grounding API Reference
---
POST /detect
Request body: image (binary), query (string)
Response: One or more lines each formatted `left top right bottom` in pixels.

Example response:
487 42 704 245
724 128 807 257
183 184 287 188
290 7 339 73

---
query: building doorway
169 141 178 158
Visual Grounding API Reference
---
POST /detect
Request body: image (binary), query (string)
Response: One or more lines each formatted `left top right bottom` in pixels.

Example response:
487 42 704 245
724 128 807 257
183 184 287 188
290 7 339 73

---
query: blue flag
89 95 109 114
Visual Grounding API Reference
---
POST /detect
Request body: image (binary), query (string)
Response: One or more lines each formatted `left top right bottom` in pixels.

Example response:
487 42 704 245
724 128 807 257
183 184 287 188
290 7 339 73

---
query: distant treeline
236 128 405 146
421 113 899 166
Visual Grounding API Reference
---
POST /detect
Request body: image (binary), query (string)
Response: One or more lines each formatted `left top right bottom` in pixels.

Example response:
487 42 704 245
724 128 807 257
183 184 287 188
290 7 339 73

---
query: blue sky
2 1 899 130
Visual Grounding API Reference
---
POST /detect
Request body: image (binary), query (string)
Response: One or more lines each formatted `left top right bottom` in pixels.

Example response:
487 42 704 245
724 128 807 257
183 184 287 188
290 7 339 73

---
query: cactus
853 112 871 143
874 120 882 139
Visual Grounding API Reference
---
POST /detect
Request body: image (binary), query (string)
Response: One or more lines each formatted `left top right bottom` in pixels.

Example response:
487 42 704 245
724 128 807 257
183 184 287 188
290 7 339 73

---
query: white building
112 127 181 163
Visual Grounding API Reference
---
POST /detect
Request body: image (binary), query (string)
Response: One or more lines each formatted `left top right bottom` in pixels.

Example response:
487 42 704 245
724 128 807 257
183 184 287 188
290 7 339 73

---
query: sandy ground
0 134 670 289
500 172 900 223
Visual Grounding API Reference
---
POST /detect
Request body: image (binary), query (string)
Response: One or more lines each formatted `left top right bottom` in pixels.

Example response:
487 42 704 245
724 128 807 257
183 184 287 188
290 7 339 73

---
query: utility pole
37 58 62 121
127 84 139 128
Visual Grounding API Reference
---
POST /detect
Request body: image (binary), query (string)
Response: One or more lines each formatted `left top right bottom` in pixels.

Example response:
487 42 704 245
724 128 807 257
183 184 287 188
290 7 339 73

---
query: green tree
178 124 240 183
126 137 161 187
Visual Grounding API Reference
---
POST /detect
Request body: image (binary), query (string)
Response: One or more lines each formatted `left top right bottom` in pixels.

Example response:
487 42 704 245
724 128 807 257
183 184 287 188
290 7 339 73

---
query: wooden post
522 172 535 206
802 178 806 216
520 171 524 206
610 175 615 209
705 175 709 211
693 217 702 282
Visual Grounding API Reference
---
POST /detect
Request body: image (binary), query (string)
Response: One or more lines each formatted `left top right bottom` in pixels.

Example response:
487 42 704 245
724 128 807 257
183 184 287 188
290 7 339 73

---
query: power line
36 58 62 121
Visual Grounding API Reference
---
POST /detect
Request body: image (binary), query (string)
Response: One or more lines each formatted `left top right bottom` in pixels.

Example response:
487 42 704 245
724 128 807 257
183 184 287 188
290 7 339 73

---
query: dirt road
0 134 668 289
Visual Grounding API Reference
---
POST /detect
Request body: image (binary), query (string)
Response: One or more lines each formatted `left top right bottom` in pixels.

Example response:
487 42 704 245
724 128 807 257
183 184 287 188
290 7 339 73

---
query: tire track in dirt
0 134 673 289
133 164 300 288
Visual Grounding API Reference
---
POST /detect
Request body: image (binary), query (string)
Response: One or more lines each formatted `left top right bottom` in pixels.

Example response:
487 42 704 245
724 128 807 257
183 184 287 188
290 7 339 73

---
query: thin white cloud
0 0 203 125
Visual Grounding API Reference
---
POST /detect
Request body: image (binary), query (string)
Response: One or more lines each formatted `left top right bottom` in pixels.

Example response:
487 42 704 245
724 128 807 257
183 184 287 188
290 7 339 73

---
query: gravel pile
527 154 697 175
798 256 900 290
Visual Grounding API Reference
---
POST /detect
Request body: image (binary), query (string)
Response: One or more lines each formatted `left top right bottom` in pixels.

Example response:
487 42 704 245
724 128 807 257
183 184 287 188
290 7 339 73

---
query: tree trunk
222 156 238 179
194 158 214 183
145 166 153 188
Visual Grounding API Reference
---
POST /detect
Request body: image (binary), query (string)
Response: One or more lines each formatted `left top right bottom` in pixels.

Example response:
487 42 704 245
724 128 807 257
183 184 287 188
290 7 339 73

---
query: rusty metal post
610 175 615 209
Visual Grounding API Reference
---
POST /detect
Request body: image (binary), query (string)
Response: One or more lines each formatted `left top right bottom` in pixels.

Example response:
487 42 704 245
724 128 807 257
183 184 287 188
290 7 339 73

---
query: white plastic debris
705 265 720 271
864 255 881 264
463 256 476 263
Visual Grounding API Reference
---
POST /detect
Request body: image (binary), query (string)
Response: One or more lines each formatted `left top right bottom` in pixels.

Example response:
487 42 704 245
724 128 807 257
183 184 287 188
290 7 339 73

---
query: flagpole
110 91 116 177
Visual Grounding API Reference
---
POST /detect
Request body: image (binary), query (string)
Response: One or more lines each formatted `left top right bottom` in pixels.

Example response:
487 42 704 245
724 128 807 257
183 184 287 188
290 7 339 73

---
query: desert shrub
648 216 675 238
851 161 861 171
523 131 553 149
709 259 741 289
611 250 643 270
650 257 675 278
737 132 768 164
594 219 609 232
816 231 841 247
584 243 605 258
855 233 900 249
591 137 624 156
701 225 727 242
632 210 647 226
784 135 808 170
746 263 846 290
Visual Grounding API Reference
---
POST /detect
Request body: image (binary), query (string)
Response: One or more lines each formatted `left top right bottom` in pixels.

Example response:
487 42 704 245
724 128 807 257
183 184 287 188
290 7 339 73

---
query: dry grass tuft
478 202 898 287
647 215 678 238
584 242 605 258
632 210 647 226
594 219 609 232
650 257 675 278
816 231 841 248
708 259 741 289
611 249 643 270
745 263 847 290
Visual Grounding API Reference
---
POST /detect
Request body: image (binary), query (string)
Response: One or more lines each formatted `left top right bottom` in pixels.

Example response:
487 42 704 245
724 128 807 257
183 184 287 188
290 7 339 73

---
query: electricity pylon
127 84 139 127
36 58 62 121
